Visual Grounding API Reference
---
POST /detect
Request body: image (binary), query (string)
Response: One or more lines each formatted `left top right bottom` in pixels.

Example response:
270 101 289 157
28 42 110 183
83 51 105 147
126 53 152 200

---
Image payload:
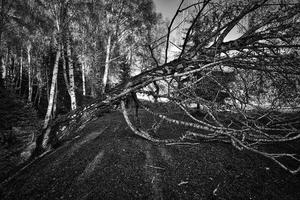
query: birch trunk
0 15 3 87
67 38 77 110
102 34 111 94
10 55 15 88
27 43 32 102
1 56 5 87
46 57 50 102
62 49 70 95
3 49 9 87
52 81 58 119
35 67 43 106
81 58 86 96
43 49 60 129
18 49 23 94
6 51 10 83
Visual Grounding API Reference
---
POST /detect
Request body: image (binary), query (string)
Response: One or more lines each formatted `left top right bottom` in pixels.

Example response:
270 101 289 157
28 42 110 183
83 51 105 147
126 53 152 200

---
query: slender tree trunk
4 49 9 87
13 54 18 91
102 34 111 94
0 5 4 88
296 79 300 95
34 67 42 106
46 58 50 102
18 49 23 95
0 56 3 88
66 37 77 110
52 81 58 119
1 56 5 87
91 83 96 98
27 43 32 102
10 54 15 89
62 49 70 95
82 58 86 96
7 52 13 89
43 48 60 129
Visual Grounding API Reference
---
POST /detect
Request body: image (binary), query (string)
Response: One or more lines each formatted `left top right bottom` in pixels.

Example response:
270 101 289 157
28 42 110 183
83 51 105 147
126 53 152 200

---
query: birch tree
36 0 64 131
27 42 32 102
61 2 78 110
66 36 77 110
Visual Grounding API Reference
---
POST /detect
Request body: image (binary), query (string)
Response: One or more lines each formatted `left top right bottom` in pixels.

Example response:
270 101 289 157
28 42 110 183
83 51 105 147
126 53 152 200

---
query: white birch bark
81 58 86 96
67 38 77 110
43 49 60 129
18 49 23 94
62 50 70 96
102 34 111 94
45 64 50 102
27 43 32 102
1 56 5 85
36 66 43 105
52 81 57 119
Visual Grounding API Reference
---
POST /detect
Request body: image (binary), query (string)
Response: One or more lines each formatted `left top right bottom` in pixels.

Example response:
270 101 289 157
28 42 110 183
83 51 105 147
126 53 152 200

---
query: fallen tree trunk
32 57 300 174
35 59 224 150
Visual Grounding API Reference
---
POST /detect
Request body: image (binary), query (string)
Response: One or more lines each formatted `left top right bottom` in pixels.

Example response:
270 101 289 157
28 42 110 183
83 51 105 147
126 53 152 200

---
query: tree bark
0 1 4 87
52 81 58 119
43 48 60 129
46 63 50 102
35 66 43 106
1 56 5 87
18 49 23 95
66 38 77 110
81 58 86 96
27 43 32 102
62 49 70 95
10 54 16 89
7 51 12 89
102 34 111 94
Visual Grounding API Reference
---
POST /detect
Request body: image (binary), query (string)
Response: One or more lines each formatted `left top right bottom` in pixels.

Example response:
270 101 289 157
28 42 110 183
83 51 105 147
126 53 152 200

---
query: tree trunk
10 54 16 89
1 56 5 87
4 49 9 87
0 4 4 88
46 60 50 102
102 34 111 94
18 49 23 95
52 81 58 119
43 48 60 129
91 83 96 98
7 52 12 89
27 43 32 102
82 58 86 96
66 38 77 110
34 67 43 106
62 49 70 95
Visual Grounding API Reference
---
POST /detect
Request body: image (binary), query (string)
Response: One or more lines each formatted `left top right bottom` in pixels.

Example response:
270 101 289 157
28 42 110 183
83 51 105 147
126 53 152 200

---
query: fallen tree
36 0 300 174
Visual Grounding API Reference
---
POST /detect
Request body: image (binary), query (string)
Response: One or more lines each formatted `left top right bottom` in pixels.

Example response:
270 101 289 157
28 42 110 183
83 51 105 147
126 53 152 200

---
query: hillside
1 111 299 200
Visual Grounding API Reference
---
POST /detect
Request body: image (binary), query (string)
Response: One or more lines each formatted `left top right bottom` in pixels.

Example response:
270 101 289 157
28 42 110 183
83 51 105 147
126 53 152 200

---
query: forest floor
0 110 300 200
0 89 41 182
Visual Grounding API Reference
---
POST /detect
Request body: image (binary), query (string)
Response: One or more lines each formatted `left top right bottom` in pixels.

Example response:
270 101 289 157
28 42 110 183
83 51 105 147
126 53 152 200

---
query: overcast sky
153 0 241 42
153 0 180 20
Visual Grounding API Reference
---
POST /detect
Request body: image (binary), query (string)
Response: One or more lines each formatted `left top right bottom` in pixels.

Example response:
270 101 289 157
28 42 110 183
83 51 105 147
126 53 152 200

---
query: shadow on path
1 111 300 200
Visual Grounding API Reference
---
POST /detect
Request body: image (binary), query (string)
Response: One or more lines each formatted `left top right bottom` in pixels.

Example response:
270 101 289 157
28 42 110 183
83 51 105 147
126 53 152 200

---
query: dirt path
1 112 299 200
